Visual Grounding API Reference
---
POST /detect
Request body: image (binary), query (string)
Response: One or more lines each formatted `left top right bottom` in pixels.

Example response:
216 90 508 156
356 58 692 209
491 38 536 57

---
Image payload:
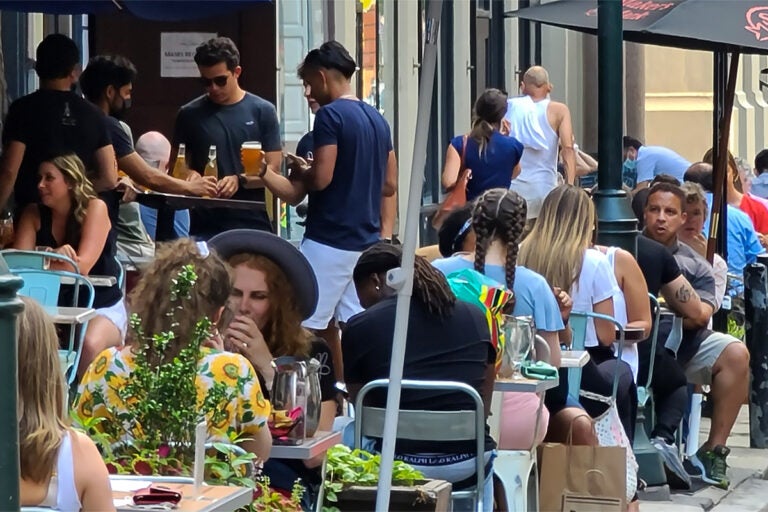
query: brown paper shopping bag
538 442 627 512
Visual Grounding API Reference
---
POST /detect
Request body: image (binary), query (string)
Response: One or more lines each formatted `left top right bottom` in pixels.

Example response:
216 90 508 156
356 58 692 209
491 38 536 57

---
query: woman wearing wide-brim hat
208 229 336 503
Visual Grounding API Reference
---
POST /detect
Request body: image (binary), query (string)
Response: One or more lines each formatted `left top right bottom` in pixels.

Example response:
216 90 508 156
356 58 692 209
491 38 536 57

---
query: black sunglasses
200 75 229 88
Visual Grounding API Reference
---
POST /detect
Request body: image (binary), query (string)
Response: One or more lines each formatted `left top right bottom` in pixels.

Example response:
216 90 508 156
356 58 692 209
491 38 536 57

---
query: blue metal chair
14 268 95 385
567 310 625 400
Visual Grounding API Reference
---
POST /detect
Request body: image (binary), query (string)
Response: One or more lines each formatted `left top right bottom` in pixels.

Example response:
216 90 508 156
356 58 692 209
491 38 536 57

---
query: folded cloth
521 360 558 380
504 95 549 151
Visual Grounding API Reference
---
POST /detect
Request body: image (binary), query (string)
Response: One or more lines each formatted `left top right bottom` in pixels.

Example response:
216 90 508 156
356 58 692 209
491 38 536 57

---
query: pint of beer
241 141 264 176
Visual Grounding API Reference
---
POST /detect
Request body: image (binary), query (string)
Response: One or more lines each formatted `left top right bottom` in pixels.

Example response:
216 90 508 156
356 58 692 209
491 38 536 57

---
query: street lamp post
593 0 638 255
0 255 24 510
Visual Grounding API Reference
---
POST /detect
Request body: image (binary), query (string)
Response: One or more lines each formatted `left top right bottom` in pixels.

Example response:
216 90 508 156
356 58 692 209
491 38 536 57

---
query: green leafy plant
72 264 303 511
321 444 424 510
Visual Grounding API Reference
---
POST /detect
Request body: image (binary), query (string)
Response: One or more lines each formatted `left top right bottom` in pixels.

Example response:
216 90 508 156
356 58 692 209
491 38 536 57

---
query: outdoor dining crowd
3 30 765 512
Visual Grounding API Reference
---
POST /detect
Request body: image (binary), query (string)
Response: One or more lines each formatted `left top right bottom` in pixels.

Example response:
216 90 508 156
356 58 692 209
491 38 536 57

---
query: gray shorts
683 331 741 385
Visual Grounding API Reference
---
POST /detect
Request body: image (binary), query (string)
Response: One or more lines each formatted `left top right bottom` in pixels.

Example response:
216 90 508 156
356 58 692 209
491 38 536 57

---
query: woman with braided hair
433 188 597 447
345 242 496 512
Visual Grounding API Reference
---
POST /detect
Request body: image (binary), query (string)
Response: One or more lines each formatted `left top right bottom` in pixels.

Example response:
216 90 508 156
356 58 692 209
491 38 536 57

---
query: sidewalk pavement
640 405 768 512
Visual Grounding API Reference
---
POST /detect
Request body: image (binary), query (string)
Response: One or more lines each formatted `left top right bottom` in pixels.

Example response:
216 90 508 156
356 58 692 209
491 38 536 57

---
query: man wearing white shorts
259 41 398 380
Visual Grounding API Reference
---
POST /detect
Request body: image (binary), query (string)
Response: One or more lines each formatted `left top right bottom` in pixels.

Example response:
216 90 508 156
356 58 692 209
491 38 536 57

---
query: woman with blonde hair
519 185 639 440
19 296 114 511
14 153 124 376
75 238 272 462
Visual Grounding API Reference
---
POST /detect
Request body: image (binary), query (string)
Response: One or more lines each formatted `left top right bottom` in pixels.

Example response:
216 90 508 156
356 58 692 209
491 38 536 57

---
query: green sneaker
689 445 730 489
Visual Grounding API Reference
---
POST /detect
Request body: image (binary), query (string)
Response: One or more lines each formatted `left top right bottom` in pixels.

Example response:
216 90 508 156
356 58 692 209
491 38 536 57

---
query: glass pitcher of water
499 315 535 378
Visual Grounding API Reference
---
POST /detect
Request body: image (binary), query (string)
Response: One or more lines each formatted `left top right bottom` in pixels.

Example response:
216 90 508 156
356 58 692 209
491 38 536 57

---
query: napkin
521 360 558 380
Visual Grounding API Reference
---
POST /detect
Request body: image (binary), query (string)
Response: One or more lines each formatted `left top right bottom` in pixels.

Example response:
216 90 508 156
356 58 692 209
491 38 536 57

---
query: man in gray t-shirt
643 182 749 489
172 37 283 239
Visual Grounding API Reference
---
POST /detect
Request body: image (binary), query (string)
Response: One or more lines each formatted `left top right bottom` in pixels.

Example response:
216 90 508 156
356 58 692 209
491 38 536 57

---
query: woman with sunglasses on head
19 297 114 511
208 229 337 507
13 153 125 377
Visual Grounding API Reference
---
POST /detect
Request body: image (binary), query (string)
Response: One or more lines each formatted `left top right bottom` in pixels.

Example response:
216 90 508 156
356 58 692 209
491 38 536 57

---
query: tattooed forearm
675 284 692 303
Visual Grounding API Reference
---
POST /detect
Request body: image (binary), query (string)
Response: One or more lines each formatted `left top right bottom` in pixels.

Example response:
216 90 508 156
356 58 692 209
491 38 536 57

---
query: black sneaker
650 437 691 489
688 445 730 490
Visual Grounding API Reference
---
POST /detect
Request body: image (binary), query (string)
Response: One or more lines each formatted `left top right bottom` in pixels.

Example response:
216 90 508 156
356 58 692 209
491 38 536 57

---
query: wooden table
111 479 252 512
134 192 266 242
44 306 96 324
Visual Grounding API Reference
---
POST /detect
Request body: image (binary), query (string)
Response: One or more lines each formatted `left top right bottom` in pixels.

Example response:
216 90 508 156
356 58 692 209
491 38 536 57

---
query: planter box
329 479 452 511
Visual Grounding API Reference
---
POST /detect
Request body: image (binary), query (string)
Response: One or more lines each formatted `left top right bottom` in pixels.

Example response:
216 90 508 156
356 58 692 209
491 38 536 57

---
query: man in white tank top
508 66 576 221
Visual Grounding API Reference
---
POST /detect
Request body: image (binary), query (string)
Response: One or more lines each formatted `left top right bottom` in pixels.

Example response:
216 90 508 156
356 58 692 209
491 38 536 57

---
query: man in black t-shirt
172 37 282 238
643 183 749 489
0 34 116 217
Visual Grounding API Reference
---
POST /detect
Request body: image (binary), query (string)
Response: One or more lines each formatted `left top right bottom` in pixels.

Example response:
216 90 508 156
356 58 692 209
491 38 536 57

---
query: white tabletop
494 376 559 393
561 350 590 368
60 274 117 287
270 430 342 460
45 306 97 324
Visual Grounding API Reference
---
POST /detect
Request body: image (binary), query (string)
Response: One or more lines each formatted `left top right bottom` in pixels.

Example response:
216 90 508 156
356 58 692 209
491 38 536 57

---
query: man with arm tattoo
642 183 750 490
634 235 699 488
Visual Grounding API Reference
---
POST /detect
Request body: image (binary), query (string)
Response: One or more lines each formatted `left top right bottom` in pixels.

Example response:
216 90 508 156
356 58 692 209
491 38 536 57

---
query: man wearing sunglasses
171 36 281 238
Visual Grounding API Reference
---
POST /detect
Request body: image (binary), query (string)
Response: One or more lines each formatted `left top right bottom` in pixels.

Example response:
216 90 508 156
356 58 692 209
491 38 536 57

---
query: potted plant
322 445 452 512
73 263 303 511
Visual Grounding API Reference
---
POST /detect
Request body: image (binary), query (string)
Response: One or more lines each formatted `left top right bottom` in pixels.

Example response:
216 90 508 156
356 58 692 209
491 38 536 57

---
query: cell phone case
132 485 182 505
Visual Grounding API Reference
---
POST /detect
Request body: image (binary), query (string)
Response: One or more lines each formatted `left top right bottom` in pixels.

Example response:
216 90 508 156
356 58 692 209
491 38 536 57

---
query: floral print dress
75 346 270 443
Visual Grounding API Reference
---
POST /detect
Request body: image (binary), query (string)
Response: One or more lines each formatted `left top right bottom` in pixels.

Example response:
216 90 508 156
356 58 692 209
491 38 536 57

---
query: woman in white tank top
594 245 653 382
18 297 114 511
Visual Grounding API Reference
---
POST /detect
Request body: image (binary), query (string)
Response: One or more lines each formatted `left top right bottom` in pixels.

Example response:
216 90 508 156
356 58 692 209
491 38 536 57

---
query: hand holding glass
241 141 264 176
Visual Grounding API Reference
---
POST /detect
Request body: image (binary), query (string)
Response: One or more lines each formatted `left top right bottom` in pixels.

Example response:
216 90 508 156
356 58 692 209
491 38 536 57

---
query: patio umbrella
510 0 768 262
0 0 263 20
508 0 768 53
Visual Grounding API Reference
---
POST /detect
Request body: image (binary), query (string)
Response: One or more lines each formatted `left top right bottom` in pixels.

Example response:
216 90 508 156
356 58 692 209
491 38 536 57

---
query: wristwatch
257 160 269 178
237 174 247 189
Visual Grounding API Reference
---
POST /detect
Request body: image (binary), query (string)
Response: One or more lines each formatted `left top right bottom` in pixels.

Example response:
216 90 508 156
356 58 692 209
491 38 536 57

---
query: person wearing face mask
79 55 218 258
622 136 691 191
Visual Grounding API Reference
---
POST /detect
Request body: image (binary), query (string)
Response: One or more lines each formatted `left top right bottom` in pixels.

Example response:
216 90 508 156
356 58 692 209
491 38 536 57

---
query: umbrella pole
593 0 637 255
707 52 740 265
375 0 443 510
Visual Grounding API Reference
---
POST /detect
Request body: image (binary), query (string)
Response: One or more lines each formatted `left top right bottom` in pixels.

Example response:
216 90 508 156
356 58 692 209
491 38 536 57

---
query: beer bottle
172 143 188 180
204 145 218 179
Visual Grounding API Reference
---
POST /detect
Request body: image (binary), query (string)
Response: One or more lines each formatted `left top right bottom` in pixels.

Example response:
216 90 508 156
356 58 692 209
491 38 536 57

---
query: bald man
509 66 575 221
136 131 190 240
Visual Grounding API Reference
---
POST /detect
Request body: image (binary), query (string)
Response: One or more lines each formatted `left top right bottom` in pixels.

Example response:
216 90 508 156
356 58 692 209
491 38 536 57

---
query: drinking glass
241 141 264 176
500 315 535 378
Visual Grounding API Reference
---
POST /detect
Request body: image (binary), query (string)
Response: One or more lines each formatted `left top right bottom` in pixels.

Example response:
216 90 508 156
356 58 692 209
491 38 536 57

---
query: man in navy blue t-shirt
259 41 398 379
